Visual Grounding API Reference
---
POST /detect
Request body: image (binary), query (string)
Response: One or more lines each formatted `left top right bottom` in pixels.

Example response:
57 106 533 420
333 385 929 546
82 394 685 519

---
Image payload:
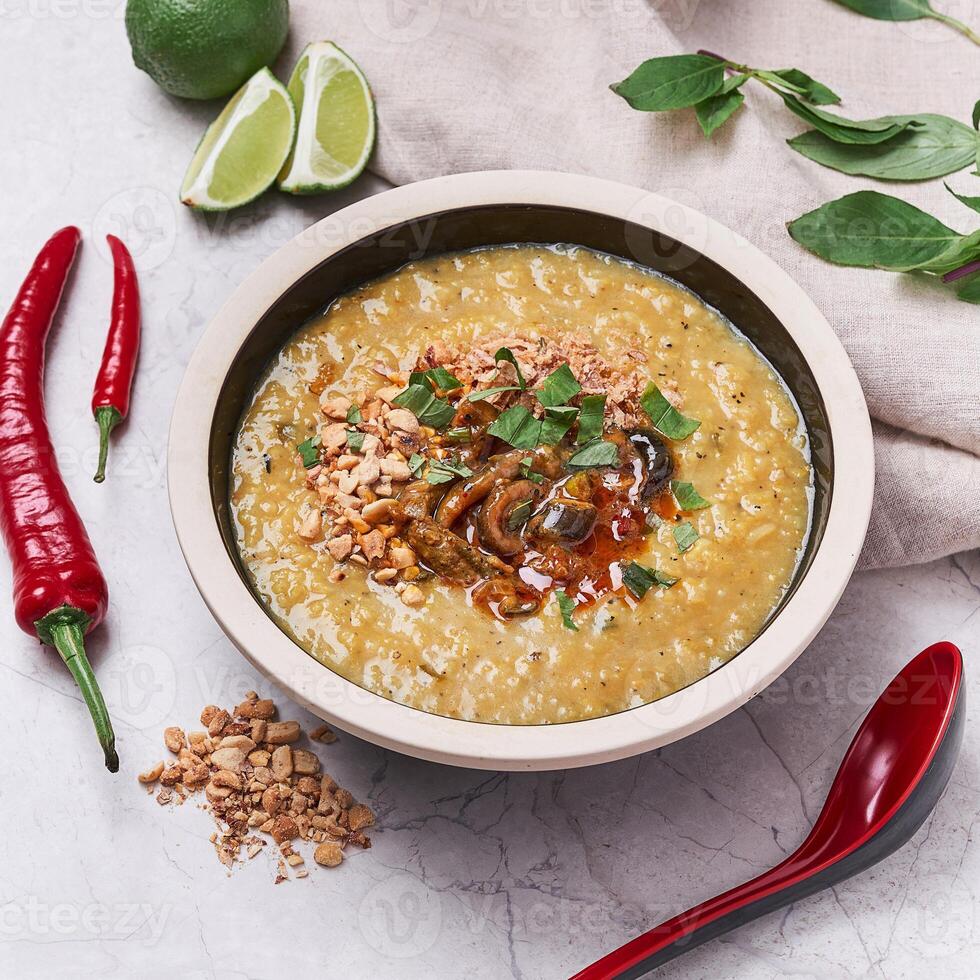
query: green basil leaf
444 426 473 443
611 54 725 111
345 429 365 452
787 191 964 271
540 405 579 445
695 89 745 138
493 347 526 389
426 367 462 391
946 182 980 215
622 562 678 600
973 99 980 131
766 68 841 106
408 453 426 477
465 385 524 402
788 115 979 181
519 456 546 484
409 367 463 392
673 521 700 553
346 404 362 424
426 456 474 485
834 0 980 45
567 439 619 469
296 435 321 468
721 73 750 94
488 406 543 449
536 363 582 407
555 589 579 631
641 383 701 439
956 273 980 303
506 499 534 532
393 384 455 429
829 0 939 22
425 468 457 485
671 480 711 510
576 395 606 444
921 229 980 275
780 93 914 145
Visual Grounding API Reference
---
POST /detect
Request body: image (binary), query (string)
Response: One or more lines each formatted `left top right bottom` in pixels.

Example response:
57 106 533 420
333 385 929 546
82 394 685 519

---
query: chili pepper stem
93 405 122 484
48 620 119 772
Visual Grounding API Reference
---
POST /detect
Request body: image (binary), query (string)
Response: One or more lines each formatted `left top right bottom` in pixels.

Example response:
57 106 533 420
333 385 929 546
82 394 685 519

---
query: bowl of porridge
169 170 873 770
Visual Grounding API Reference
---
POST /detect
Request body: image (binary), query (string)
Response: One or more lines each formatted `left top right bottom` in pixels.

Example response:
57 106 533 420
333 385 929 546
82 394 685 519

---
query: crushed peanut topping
140 693 375 880
293 332 681 615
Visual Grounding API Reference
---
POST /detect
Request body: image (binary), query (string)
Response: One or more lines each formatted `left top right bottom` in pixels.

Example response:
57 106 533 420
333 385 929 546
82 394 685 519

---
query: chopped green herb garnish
641 383 701 440
539 405 579 445
576 394 606 444
345 429 365 452
555 589 579 631
567 439 619 469
644 511 663 533
622 562 678 599
537 363 582 408
345 404 362 425
506 499 534 532
425 367 463 392
673 521 699 553
493 347 527 389
487 405 543 449
519 456 546 484
464 385 523 402
408 453 426 477
296 435 321 468
444 426 473 443
425 455 474 485
393 384 455 429
671 480 711 510
409 367 463 392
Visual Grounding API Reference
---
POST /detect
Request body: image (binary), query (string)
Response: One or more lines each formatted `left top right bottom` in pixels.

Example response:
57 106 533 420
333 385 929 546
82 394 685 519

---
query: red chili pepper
92 234 140 484
0 227 118 772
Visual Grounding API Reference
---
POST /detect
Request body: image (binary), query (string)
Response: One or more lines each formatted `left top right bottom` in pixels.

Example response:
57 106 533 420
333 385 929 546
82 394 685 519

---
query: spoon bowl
574 641 965 979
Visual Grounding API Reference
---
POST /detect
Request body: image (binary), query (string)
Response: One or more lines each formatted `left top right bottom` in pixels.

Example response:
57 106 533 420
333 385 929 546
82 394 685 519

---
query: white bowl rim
168 169 874 771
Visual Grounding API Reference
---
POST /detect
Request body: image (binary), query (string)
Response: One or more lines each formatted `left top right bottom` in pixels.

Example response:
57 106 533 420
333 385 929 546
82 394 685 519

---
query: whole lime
125 0 290 101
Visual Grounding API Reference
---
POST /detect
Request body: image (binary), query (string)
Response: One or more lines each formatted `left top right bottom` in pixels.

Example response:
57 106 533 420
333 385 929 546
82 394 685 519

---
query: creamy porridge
231 245 812 724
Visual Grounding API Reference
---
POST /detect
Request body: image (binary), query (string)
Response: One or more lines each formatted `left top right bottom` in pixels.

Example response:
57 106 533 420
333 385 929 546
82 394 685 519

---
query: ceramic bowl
168 170 874 770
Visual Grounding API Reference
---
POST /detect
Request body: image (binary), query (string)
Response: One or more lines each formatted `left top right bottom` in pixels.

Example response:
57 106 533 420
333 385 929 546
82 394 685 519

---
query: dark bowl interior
209 204 832 630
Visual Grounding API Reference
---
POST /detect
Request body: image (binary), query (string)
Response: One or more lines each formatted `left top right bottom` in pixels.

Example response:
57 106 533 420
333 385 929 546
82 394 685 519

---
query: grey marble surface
1 9 978 980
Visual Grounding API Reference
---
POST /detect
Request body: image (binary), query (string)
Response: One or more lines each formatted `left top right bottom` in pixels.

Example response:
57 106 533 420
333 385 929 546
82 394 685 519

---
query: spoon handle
572 759 947 980
570 856 809 980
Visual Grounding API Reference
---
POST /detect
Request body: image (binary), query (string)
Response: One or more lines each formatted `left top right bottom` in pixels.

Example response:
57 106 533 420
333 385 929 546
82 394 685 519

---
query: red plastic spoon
573 642 965 980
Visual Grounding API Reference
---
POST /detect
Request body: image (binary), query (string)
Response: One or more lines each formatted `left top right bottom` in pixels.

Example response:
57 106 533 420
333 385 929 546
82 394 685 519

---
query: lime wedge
278 41 376 194
180 68 296 211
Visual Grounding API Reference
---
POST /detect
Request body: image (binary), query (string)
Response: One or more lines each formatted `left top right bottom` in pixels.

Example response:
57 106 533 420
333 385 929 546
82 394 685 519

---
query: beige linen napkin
291 0 980 568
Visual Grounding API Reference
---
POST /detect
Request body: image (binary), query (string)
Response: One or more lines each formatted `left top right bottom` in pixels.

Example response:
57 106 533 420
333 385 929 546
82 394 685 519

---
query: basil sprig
612 53 980 181
788 189 980 304
829 0 980 46
622 562 678 600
